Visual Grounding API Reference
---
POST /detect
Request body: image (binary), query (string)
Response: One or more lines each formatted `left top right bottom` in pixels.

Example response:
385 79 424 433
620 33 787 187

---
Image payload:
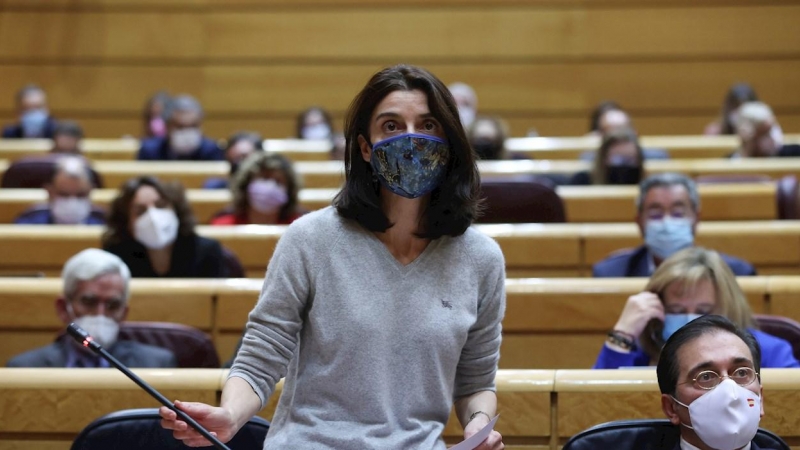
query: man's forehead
644 184 690 206
676 330 753 374
74 273 126 296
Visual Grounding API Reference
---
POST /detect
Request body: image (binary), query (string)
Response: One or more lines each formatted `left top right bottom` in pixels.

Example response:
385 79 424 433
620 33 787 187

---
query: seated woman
103 176 226 278
466 115 508 160
202 131 263 190
595 246 800 369
211 152 304 225
570 127 643 185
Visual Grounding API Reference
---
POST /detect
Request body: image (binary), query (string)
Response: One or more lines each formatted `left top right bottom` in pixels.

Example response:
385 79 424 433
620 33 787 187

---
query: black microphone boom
67 323 231 450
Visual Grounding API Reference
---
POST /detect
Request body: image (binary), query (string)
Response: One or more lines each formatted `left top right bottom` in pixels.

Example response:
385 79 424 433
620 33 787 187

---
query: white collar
680 437 751 450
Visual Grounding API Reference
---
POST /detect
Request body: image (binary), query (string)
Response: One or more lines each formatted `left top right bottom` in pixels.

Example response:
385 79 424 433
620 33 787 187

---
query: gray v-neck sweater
229 207 506 449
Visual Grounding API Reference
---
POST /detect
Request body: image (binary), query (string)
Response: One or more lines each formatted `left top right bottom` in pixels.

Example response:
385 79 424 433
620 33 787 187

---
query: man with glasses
6 249 176 368
593 173 756 277
657 315 775 450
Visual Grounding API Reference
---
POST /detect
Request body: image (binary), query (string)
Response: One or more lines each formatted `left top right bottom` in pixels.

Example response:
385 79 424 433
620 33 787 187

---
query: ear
661 394 681 425
357 135 371 163
55 297 72 325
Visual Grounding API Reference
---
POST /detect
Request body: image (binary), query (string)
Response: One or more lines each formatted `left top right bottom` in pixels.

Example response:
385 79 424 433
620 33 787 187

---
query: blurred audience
102 176 226 277
448 82 478 128
571 127 644 185
593 173 756 277
50 120 84 154
296 106 334 140
137 94 223 161
15 156 104 225
6 248 177 368
203 131 263 190
704 82 759 135
733 101 799 158
595 247 798 369
3 84 57 139
211 152 303 225
589 101 631 136
467 115 508 160
142 91 171 139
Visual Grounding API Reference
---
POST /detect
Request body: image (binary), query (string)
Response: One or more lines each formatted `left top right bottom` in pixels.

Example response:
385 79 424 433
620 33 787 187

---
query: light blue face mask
20 108 48 137
645 217 694 260
662 313 704 342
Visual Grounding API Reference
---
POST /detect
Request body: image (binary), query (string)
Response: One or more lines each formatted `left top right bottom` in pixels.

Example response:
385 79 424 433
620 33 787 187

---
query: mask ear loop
670 396 695 430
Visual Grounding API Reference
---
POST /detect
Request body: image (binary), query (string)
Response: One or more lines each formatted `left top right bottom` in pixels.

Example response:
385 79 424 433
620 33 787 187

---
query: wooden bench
5 276 800 370
0 368 796 450
0 182 779 224
0 221 797 278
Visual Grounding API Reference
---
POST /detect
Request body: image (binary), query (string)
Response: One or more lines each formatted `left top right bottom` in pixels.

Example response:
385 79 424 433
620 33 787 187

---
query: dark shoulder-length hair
332 64 481 239
591 126 644 185
102 176 197 247
230 152 301 222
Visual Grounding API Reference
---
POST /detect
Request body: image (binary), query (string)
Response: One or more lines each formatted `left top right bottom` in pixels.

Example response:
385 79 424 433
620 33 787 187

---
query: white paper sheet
449 415 499 450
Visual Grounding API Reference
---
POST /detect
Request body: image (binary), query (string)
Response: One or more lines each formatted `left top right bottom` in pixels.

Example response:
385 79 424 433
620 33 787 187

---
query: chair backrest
119 322 220 368
222 246 245 278
754 314 800 362
776 175 800 220
71 408 270 450
562 419 789 450
478 176 567 223
1 155 103 188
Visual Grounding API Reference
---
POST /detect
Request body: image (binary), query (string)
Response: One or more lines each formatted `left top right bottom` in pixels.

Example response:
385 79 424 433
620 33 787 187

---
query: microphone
67 323 231 450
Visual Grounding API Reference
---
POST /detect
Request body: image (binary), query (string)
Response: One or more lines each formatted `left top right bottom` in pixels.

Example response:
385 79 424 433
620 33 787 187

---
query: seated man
14 156 105 225
50 120 83 154
733 101 800 158
593 173 756 277
2 84 57 139
6 248 177 368
658 315 773 450
137 94 223 161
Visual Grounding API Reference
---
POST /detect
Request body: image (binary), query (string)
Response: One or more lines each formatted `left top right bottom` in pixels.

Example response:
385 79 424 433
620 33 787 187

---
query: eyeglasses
681 367 759 390
74 296 126 315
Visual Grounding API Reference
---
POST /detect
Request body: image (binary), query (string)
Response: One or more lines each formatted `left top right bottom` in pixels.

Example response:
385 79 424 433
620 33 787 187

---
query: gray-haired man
6 248 177 368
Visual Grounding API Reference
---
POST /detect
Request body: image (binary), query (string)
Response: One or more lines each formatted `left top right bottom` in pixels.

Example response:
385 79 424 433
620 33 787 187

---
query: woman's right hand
613 292 665 338
159 400 238 447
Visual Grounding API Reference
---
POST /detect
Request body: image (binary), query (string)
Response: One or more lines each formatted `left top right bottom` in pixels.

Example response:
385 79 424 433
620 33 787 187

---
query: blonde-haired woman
594 247 799 368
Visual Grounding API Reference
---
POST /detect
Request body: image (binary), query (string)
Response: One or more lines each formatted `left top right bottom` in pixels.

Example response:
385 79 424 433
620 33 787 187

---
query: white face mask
67 303 121 349
673 379 762 450
301 123 331 140
169 127 203 155
134 207 179 250
51 196 92 224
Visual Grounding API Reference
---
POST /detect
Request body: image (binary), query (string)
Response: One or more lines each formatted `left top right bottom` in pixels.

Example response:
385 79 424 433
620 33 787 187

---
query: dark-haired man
657 315 776 450
2 84 57 138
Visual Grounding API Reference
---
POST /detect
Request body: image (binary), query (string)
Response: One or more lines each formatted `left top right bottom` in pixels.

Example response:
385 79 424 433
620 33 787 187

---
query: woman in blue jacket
595 247 799 369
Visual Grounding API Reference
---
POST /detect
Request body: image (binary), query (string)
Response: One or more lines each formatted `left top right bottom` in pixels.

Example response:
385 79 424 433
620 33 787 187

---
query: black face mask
472 139 503 160
605 165 642 185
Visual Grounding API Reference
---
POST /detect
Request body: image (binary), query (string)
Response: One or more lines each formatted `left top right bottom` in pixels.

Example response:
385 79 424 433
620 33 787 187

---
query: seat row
1 368 798 450
0 221 797 278
2 135 799 161
4 276 800 369
0 181 789 224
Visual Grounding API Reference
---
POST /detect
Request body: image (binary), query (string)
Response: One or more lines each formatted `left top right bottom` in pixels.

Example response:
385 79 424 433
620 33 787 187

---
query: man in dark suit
658 315 776 450
14 156 106 225
593 173 756 277
6 249 176 368
2 84 58 139
137 94 223 161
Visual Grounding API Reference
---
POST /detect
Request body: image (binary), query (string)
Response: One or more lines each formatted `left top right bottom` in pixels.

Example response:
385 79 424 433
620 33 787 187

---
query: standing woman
160 64 506 449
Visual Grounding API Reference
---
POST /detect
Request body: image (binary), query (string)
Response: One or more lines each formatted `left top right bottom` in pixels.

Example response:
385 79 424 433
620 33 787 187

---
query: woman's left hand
464 415 504 450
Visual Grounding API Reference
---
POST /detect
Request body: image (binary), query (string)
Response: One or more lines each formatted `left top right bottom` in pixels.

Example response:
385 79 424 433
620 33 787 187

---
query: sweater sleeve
454 238 506 400
228 223 315 407
593 344 649 369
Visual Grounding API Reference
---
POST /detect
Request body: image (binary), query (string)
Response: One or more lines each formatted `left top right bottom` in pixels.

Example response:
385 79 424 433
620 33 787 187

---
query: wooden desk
0 182 776 225
506 134 800 160
1 368 796 450
0 221 797 278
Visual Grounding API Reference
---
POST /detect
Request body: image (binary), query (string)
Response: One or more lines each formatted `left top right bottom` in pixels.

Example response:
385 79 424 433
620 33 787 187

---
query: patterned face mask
369 133 450 199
